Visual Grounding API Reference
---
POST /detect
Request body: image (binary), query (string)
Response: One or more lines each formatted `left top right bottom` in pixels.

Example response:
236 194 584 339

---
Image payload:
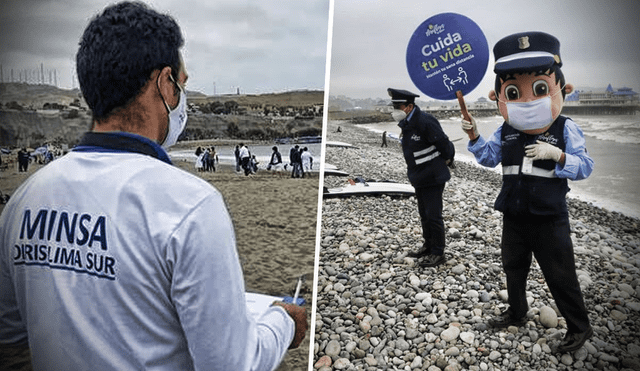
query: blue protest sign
406 13 489 100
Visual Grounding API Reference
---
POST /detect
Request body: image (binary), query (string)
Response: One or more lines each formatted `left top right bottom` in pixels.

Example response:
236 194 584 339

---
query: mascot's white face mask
502 96 553 132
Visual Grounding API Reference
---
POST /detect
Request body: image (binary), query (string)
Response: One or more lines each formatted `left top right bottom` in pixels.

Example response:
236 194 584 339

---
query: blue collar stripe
73 132 172 165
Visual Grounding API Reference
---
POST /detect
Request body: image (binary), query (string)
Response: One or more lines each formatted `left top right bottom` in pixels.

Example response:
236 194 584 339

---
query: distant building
470 96 493 109
564 84 639 115
374 99 393 113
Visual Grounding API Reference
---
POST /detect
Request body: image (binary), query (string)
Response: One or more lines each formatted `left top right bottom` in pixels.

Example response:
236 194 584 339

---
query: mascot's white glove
461 115 479 140
525 140 563 162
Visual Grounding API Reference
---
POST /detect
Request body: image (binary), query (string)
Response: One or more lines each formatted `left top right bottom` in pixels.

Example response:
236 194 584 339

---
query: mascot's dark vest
495 116 569 217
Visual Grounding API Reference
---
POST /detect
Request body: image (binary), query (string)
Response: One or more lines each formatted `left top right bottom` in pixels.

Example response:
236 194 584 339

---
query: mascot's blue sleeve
555 118 593 180
468 125 503 168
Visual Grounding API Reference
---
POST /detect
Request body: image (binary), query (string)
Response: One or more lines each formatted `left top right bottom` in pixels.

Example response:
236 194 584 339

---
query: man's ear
157 66 178 105
488 90 497 101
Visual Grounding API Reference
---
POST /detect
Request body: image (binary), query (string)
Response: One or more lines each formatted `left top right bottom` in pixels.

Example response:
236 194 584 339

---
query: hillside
0 83 323 148
189 90 324 108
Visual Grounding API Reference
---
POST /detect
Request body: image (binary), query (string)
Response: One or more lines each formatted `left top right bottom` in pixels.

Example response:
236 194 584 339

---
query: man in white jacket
301 147 313 172
0 2 307 370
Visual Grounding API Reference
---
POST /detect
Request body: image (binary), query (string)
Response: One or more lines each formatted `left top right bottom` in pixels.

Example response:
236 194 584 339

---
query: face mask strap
168 73 184 94
157 70 182 114
551 84 566 98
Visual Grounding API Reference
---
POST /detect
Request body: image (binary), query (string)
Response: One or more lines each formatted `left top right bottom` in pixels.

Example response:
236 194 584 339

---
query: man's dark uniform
389 88 455 265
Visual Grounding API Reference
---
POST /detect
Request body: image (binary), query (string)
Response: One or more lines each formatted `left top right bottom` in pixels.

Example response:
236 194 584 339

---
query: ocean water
363 114 640 219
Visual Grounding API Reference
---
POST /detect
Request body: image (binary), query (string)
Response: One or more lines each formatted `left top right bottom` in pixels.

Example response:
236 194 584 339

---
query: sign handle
456 90 474 136
456 90 470 121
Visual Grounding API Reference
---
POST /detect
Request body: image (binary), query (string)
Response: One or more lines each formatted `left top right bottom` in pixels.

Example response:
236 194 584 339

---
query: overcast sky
0 0 330 95
327 0 640 102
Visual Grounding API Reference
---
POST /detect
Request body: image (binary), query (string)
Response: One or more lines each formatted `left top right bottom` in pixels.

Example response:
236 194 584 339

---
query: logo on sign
425 23 445 37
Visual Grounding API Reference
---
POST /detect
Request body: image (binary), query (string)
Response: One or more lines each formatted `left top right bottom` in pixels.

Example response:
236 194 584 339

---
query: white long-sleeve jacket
0 132 293 371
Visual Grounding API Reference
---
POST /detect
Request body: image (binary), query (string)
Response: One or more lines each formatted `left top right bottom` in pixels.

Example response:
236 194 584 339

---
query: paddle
405 12 489 128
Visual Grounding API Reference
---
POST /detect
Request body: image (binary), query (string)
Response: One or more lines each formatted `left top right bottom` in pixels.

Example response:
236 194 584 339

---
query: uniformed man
388 88 455 267
461 31 594 353
0 2 307 370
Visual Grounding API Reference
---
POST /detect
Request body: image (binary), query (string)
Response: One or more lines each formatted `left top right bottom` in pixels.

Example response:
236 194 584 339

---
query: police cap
387 88 419 105
493 31 561 74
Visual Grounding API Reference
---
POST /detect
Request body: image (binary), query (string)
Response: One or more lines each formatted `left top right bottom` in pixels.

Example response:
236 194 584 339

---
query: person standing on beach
202 146 210 171
268 145 283 171
388 88 455 268
461 31 594 353
196 150 205 171
239 143 253 176
209 146 218 172
0 2 307 370
381 130 388 147
289 144 298 175
290 144 303 178
235 144 241 172
17 148 29 172
301 147 313 173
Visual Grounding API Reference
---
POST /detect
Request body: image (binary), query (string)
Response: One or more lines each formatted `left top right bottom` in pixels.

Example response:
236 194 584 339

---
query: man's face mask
391 109 407 122
391 104 410 122
160 74 188 149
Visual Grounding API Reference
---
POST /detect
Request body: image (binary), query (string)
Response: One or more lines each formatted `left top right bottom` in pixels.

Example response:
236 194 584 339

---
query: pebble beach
313 121 640 370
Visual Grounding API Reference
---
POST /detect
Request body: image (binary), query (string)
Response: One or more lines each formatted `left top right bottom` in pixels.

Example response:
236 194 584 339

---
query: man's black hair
494 64 566 101
76 1 184 120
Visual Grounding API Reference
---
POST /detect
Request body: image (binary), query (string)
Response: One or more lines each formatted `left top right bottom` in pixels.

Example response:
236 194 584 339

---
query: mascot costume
462 31 594 353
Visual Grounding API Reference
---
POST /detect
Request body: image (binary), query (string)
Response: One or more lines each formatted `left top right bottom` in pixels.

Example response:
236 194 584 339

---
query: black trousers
415 184 446 255
502 215 590 333
241 157 251 175
19 159 28 172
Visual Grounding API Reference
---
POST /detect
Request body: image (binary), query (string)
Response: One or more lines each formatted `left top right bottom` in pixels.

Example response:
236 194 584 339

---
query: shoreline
314 120 640 370
356 117 640 221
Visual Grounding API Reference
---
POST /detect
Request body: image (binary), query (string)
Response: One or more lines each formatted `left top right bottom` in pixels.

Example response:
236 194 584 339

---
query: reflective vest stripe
502 165 557 178
415 151 441 164
414 145 436 157
413 145 440 165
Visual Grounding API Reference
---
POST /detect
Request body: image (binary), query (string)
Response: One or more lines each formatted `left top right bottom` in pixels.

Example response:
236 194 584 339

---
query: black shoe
488 310 526 328
420 254 445 267
556 327 593 353
407 245 430 258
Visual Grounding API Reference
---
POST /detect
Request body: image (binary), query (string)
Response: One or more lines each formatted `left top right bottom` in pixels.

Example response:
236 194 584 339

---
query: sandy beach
314 121 640 370
0 142 320 371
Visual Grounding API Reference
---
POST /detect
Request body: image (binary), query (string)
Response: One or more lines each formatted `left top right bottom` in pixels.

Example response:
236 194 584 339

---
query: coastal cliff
0 83 323 148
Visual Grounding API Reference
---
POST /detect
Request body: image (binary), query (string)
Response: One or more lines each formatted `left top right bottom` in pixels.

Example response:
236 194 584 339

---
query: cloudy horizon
326 0 640 102
0 0 330 96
